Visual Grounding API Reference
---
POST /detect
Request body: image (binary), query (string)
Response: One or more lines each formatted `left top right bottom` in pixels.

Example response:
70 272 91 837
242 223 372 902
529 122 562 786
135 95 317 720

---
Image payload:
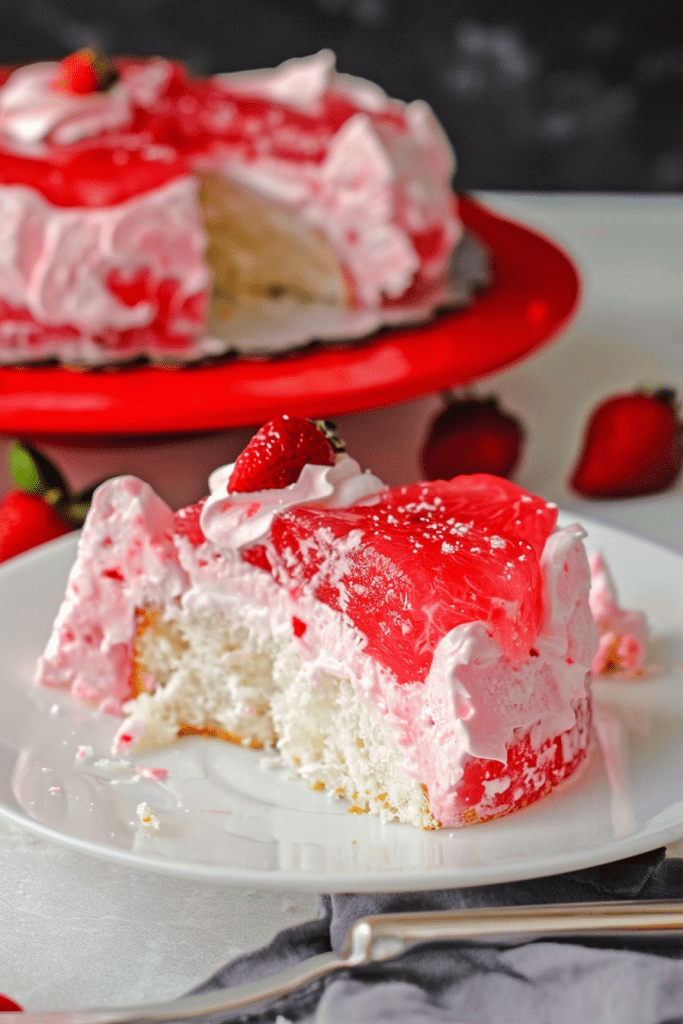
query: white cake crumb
94 758 132 773
76 745 94 760
136 802 160 829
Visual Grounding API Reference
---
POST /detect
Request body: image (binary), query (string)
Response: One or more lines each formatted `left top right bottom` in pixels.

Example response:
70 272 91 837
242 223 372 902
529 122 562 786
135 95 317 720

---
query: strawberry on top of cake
36 416 598 828
0 49 462 364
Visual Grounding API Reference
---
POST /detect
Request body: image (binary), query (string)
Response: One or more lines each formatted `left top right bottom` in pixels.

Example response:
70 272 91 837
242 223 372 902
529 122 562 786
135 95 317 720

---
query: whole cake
0 49 473 364
36 417 598 828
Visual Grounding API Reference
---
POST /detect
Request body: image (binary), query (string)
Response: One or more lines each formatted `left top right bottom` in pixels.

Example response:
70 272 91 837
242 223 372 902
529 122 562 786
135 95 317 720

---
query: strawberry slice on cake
36 417 598 828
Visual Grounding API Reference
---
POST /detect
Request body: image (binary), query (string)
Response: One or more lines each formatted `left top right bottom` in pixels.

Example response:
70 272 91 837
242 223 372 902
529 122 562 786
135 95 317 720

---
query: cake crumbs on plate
136 801 161 829
94 758 133 773
133 765 169 781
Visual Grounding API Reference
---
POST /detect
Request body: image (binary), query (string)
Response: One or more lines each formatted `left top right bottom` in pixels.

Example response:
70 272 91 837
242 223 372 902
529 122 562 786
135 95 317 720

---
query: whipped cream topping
0 176 208 350
217 49 337 111
412 524 597 821
589 551 649 676
0 59 173 148
35 476 187 712
215 52 460 307
201 455 386 551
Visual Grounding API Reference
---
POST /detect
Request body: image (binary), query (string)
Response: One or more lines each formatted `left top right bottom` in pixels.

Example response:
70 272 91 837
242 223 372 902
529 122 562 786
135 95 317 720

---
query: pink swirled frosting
589 551 649 677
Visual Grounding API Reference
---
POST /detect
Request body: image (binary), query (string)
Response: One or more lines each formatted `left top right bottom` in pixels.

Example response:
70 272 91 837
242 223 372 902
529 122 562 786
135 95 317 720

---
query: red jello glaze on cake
0 61 189 204
265 476 557 683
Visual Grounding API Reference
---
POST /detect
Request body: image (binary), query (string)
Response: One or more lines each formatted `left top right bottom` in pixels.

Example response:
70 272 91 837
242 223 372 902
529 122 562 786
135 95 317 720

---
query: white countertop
2 192 683 1012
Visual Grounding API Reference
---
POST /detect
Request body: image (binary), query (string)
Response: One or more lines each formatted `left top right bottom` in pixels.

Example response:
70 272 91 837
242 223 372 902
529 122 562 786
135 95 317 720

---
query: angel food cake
36 417 598 828
0 49 468 364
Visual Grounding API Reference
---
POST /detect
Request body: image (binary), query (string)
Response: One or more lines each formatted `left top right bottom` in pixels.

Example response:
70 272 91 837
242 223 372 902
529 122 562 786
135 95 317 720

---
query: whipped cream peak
201 454 386 551
216 49 336 111
589 551 649 676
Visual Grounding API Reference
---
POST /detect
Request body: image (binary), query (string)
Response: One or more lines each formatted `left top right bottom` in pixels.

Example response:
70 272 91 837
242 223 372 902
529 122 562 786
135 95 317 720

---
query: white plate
1 515 682 893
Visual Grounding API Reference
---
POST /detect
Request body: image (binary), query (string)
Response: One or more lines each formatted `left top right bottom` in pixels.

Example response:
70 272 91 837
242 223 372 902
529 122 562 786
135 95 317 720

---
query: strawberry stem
6 440 95 528
9 440 68 497
313 419 346 454
652 387 678 408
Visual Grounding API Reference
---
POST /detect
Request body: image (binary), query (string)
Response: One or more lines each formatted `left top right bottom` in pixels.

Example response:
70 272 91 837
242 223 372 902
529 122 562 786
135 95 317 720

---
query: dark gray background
1 0 682 191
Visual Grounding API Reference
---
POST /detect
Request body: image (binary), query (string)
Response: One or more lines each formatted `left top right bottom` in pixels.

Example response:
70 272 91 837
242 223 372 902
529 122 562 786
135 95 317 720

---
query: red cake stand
0 195 579 505
0 194 579 438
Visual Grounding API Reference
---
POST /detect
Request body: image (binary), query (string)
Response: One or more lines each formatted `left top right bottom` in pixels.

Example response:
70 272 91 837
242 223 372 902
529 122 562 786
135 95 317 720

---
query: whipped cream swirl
0 59 172 147
200 455 386 551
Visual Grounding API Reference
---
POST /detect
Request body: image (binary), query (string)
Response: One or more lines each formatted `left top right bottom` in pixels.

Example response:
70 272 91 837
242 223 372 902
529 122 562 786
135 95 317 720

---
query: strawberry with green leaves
0 442 94 563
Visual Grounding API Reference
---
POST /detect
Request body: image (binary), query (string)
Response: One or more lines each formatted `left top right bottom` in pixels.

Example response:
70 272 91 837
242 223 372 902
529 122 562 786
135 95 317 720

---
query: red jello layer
175 475 559 684
451 696 591 826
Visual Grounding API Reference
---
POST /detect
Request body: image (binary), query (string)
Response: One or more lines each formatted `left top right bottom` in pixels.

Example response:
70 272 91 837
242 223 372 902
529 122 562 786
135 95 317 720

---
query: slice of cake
0 50 467 364
36 417 598 828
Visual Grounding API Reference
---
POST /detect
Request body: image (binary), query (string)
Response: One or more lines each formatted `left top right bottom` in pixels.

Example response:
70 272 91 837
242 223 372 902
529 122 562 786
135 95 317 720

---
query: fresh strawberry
569 388 683 498
0 441 97 564
228 416 337 493
0 993 22 1012
0 491 70 562
421 393 524 481
56 48 117 94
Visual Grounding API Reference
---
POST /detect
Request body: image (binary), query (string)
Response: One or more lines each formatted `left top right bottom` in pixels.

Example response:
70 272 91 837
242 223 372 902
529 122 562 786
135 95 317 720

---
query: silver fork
8 899 683 1024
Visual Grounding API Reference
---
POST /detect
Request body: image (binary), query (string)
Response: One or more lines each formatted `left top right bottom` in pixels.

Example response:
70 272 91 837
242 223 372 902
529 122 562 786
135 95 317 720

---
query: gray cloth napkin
193 849 683 1023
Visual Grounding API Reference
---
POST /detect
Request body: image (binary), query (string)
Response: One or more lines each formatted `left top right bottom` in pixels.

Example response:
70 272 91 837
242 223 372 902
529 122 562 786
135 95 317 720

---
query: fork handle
349 899 683 962
10 900 683 1024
